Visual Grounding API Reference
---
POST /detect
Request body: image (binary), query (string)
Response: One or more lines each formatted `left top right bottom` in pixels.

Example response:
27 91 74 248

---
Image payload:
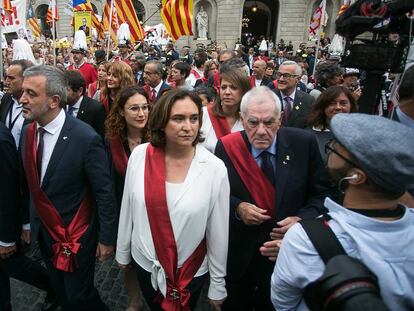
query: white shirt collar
38 109 66 135
280 89 296 102
72 96 83 110
153 80 164 93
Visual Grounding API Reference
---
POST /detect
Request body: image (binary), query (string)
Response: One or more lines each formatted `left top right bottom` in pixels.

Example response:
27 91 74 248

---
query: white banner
2 0 27 34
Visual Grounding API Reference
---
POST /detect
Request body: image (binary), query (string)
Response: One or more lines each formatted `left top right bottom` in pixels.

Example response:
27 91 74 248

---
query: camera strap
300 216 347 265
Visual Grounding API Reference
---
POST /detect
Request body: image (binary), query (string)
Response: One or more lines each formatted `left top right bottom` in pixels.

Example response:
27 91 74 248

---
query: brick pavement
10 250 211 311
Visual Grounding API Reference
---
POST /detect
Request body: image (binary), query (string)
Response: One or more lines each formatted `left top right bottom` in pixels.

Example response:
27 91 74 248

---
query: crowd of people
0 33 413 311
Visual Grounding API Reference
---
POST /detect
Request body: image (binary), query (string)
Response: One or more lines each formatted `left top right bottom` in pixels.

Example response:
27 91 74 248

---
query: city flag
309 0 326 36
47 0 59 24
99 0 119 43
27 2 41 37
161 0 193 41
115 0 145 42
73 0 100 32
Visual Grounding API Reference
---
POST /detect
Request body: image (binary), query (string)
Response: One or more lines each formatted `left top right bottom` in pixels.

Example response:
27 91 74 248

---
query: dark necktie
37 127 45 180
151 89 157 102
67 105 76 117
260 151 275 184
283 97 291 126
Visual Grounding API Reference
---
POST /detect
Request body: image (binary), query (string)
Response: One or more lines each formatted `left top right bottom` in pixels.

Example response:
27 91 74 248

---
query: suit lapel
77 97 88 120
275 130 292 210
0 95 13 123
41 117 74 189
288 90 304 125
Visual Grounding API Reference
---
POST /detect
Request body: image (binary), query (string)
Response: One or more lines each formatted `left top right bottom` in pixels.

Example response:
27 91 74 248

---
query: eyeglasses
246 118 277 129
275 72 298 79
126 104 149 114
325 140 360 168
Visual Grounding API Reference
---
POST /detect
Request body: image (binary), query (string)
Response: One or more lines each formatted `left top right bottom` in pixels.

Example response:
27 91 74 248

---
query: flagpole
106 0 114 61
51 0 56 66
312 0 326 79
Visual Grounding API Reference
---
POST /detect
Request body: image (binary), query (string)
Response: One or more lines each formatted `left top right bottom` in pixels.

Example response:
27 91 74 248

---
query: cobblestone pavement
10 249 212 311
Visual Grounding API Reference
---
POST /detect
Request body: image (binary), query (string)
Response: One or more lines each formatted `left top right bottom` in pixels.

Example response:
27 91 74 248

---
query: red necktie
151 89 157 103
37 127 45 180
283 97 291 126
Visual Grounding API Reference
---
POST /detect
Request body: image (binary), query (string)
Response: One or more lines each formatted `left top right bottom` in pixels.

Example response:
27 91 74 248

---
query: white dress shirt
200 106 244 153
67 96 83 118
6 97 25 147
280 89 296 111
116 143 230 301
37 109 66 183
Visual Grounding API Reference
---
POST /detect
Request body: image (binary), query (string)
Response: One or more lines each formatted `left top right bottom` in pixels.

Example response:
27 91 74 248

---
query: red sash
207 105 231 139
221 132 275 217
249 76 256 88
109 135 128 176
23 123 93 272
213 71 220 94
144 144 206 311
99 92 109 113
190 68 201 79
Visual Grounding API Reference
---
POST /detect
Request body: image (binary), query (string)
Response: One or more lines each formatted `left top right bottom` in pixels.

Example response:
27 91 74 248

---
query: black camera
303 255 390 311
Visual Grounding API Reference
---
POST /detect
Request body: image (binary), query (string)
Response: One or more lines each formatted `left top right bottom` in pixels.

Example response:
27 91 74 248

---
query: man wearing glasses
272 60 314 128
271 113 414 311
143 60 171 103
215 86 330 311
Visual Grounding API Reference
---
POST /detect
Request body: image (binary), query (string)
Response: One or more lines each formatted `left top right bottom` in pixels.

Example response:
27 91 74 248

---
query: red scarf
249 76 256 88
109 135 128 176
190 68 201 79
144 144 206 311
207 105 231 139
23 123 92 272
213 72 220 94
221 132 275 217
100 92 109 113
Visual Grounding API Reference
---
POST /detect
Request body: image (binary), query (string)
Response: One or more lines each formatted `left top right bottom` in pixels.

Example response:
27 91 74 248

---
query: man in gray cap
271 113 414 311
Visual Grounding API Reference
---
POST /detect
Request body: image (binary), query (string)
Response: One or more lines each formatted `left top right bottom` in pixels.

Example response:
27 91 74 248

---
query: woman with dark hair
88 61 109 98
201 69 251 152
194 59 219 88
105 85 150 311
116 89 230 311
94 61 135 112
308 85 358 160
309 62 343 100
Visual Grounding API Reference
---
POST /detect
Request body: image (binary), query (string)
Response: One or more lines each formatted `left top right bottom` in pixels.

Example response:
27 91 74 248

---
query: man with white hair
215 86 330 311
273 61 315 128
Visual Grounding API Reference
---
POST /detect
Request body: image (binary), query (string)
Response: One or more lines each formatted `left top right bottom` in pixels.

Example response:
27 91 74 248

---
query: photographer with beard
271 113 414 311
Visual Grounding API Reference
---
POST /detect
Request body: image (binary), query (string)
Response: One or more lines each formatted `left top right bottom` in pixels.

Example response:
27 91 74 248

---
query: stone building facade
33 0 340 49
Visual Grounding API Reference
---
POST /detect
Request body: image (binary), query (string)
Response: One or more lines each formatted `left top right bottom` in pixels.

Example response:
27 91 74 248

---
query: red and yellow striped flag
2 0 13 13
99 0 119 43
46 1 59 24
27 2 41 37
74 0 100 31
161 0 193 41
115 0 145 42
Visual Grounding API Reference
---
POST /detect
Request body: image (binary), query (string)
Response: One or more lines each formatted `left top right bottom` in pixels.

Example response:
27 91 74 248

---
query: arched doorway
132 0 145 22
241 0 279 46
35 4 50 37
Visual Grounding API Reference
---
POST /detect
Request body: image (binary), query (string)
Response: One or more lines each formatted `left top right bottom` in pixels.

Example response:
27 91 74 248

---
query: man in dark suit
273 60 315 128
0 122 57 311
143 60 171 103
20 65 117 310
0 59 33 147
65 70 106 138
215 86 330 311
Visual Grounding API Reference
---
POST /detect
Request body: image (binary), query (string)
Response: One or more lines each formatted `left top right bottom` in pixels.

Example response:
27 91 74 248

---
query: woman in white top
201 69 251 153
116 89 230 311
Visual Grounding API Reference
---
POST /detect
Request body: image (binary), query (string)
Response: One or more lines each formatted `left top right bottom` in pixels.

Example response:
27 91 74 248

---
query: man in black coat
65 70 106 138
0 59 33 146
0 122 56 311
273 60 315 128
215 86 330 311
20 65 117 310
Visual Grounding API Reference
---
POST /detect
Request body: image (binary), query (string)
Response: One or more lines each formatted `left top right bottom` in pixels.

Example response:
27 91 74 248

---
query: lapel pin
286 155 290 161
63 136 68 140
295 105 300 111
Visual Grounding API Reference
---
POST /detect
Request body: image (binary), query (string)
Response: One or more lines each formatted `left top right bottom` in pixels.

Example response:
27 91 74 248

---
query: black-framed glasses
325 140 360 169
275 72 298 79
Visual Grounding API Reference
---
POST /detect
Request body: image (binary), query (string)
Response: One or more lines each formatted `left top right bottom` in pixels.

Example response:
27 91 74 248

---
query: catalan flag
46 0 59 24
73 0 100 31
161 0 193 41
2 0 12 13
115 0 145 42
338 0 351 16
309 0 326 36
99 0 119 43
27 2 41 37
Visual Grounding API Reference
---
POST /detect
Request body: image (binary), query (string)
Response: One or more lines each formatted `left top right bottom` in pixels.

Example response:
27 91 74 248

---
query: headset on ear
337 174 358 194
343 174 358 181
